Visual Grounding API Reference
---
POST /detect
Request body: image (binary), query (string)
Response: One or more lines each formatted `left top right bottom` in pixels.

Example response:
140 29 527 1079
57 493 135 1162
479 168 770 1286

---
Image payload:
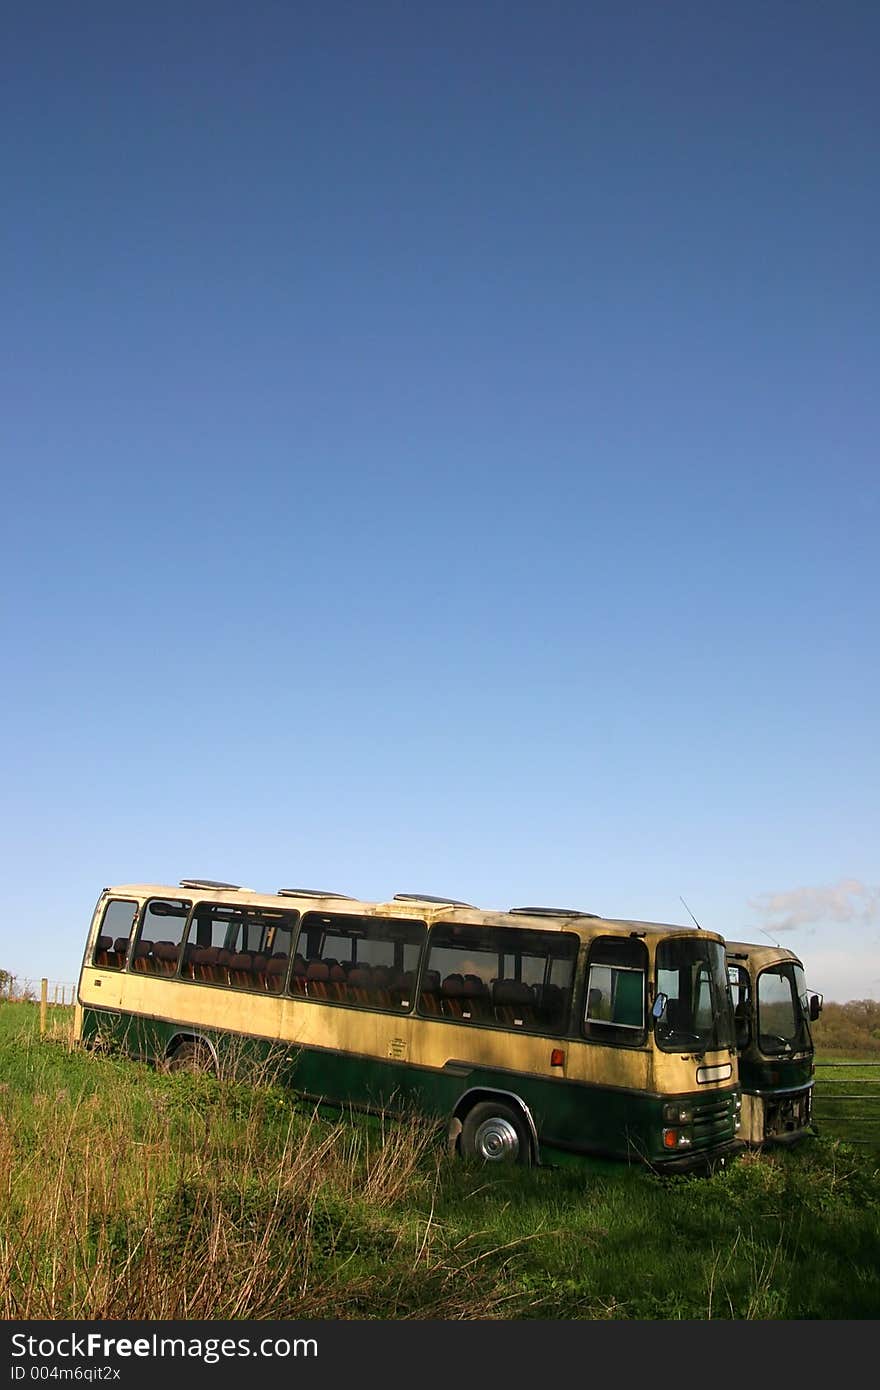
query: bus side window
130 899 190 977
420 922 577 1033
294 910 426 1013
178 905 298 993
92 899 139 971
583 937 647 1046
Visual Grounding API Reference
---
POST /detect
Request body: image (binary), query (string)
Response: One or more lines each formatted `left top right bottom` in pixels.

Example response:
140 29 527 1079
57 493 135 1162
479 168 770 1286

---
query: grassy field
813 1055 880 1152
1 1002 879 1320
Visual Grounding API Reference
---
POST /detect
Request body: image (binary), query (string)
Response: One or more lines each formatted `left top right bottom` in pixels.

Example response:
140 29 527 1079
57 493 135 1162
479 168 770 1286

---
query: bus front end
649 934 744 1171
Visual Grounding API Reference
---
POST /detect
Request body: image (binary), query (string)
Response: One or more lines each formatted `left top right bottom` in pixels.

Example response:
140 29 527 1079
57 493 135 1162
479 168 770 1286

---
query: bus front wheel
460 1100 531 1165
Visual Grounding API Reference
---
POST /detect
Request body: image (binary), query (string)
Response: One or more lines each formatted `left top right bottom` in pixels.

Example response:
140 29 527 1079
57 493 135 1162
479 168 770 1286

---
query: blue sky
2 1 877 1002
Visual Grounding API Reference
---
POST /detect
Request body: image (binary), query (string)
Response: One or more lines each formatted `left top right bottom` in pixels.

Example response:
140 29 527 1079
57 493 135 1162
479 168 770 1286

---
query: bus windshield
655 938 734 1052
757 963 812 1055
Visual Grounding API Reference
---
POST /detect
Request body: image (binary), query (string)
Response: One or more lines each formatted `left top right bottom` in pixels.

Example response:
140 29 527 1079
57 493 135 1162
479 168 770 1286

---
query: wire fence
813 1062 880 1149
0 977 77 1006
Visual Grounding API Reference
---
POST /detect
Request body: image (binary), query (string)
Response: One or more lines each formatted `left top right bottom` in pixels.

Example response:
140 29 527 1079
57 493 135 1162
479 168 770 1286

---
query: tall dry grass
5 1006 877 1319
0 1026 537 1319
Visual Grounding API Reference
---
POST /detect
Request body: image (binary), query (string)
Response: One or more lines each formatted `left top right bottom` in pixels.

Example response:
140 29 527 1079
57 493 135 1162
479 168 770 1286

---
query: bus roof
725 939 803 969
99 883 721 941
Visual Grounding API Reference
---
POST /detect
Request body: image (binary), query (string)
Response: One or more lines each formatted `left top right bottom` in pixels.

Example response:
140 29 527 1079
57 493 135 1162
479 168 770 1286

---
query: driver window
583 937 647 1047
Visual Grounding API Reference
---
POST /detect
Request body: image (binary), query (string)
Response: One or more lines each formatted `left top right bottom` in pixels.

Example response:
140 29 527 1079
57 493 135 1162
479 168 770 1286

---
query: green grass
2 1002 879 1319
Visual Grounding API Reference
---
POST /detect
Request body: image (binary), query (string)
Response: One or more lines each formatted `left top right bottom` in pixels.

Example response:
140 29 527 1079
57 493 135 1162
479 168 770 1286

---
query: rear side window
583 936 647 1046
130 898 191 977
91 899 139 970
182 903 299 993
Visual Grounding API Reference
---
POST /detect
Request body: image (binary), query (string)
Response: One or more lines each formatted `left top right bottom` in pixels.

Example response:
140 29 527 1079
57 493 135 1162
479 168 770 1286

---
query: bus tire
460 1100 532 1166
166 1040 214 1075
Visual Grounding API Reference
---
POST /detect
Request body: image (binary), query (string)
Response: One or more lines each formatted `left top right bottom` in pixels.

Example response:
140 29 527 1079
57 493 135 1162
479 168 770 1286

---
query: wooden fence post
40 978 48 1036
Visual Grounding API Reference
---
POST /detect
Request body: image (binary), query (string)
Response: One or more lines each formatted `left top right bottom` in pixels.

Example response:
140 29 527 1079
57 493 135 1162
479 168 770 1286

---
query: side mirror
809 993 823 1021
651 992 668 1020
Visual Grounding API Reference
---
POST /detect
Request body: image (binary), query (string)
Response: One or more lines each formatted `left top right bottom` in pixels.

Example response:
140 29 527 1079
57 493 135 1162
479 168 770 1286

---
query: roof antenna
680 896 702 930
758 926 781 948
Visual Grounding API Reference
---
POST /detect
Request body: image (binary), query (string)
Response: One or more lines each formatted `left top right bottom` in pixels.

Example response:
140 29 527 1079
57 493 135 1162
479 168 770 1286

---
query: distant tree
812 1000 880 1055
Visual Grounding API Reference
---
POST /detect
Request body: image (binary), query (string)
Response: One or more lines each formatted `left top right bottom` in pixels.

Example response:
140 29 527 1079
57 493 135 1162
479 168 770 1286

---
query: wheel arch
165 1031 220 1070
448 1087 541 1164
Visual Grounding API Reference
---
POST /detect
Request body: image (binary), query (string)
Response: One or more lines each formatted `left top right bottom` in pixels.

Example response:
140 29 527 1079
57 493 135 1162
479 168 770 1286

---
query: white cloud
749 879 880 933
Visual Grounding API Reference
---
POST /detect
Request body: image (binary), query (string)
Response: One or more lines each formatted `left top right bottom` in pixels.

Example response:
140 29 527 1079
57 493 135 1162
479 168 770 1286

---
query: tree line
812 999 880 1055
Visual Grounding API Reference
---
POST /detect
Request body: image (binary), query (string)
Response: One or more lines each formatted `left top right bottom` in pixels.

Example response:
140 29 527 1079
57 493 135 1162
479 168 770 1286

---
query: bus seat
328 962 348 1000
183 944 207 980
460 974 491 1021
94 935 113 967
112 937 131 968
152 941 180 976
305 960 331 1000
215 948 234 985
493 980 535 1028
251 952 268 989
346 966 373 1005
419 969 442 1015
441 973 466 1017
132 940 153 973
389 969 414 1010
198 946 222 982
229 951 253 989
290 955 308 994
265 954 289 993
370 964 392 1009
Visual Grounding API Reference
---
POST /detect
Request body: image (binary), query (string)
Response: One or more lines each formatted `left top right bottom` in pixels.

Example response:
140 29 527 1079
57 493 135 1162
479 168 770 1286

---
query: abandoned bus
726 940 823 1146
75 880 744 1171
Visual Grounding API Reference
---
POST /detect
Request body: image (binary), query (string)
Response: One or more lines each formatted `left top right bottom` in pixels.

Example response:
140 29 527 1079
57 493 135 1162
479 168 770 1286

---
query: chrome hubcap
474 1116 520 1161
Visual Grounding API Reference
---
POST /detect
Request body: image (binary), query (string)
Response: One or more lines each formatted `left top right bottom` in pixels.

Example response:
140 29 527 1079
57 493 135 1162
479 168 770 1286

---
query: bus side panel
77 983 740 1167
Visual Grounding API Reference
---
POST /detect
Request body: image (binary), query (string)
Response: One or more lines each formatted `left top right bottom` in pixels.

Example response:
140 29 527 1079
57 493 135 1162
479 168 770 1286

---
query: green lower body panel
79 1006 740 1171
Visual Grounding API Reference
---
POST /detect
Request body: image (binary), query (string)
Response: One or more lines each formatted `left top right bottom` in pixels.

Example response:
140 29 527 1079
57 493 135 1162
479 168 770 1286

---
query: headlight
663 1103 693 1124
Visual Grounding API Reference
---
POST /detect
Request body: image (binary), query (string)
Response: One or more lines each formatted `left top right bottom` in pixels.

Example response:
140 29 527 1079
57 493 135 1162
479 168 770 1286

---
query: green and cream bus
726 940 823 1146
75 879 744 1171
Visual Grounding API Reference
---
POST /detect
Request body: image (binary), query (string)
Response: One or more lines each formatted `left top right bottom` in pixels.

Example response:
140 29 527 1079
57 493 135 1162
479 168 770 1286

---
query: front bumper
651 1136 747 1174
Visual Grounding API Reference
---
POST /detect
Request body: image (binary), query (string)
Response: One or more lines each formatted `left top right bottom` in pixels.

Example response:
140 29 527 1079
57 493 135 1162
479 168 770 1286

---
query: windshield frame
756 961 813 1056
654 936 735 1053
